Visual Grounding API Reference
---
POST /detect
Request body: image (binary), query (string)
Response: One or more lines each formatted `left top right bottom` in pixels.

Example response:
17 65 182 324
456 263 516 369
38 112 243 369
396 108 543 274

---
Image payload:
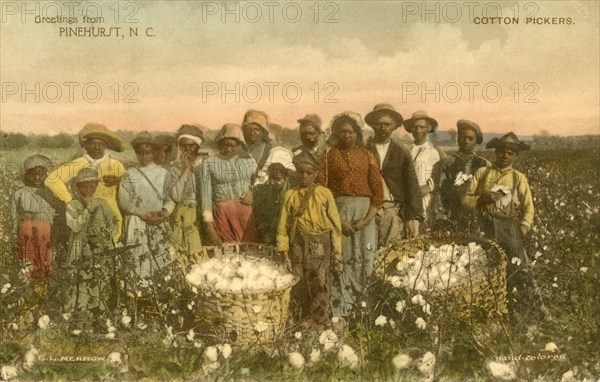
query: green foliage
1 133 29 150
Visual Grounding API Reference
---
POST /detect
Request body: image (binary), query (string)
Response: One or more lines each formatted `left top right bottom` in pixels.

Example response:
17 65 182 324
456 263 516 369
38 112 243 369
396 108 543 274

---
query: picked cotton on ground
387 243 488 292
186 256 295 293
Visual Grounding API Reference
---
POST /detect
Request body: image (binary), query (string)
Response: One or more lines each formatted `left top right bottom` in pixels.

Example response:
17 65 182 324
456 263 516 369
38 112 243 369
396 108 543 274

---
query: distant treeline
1 129 598 151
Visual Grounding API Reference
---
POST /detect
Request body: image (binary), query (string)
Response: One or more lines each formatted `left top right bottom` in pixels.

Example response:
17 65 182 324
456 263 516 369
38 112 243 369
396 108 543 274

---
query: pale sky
1 0 599 136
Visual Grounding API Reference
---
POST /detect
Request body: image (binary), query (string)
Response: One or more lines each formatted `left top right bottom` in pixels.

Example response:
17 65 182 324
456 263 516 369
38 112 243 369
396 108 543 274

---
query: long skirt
289 231 333 326
17 220 52 279
213 199 261 243
331 196 378 317
122 215 170 279
170 203 203 261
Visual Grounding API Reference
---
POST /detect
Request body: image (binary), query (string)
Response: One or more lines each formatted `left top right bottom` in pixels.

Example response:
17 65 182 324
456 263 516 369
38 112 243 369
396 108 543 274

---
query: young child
11 155 56 279
66 167 116 313
119 132 174 279
253 162 290 245
276 151 343 327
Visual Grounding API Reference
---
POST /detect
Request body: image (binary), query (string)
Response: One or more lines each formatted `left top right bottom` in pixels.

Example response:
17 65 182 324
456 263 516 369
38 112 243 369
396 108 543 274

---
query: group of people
11 103 549 326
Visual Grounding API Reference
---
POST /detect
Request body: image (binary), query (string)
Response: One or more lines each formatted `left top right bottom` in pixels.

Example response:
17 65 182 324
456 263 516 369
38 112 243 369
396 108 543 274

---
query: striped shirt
200 155 257 222
11 186 56 228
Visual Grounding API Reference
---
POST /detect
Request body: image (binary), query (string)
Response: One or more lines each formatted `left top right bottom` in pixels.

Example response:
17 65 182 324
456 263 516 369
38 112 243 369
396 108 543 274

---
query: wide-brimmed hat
457 119 483 144
297 114 323 132
403 111 438 133
486 132 530 151
293 150 319 170
23 154 52 172
73 167 100 183
176 124 205 147
242 109 271 143
242 110 269 130
79 123 124 152
131 131 156 149
365 103 404 128
326 111 365 147
215 123 247 151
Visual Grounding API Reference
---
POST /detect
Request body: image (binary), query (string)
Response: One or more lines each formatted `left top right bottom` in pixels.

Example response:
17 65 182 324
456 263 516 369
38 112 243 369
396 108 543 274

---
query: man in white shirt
403 111 446 228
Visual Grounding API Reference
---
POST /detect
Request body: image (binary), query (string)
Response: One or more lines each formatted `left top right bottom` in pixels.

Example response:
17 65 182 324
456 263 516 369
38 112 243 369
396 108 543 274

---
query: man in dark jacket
365 103 423 246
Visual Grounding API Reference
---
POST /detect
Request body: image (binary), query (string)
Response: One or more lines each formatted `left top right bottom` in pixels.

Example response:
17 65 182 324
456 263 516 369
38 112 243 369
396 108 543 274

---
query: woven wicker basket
375 234 508 317
197 244 298 346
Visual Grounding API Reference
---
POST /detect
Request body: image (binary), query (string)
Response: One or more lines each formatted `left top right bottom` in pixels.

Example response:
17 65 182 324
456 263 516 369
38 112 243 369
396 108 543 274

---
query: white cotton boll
24 346 39 368
415 280 427 292
254 322 269 333
579 267 588 273
229 278 243 293
187 329 195 341
511 257 522 266
392 353 412 370
219 343 232 359
8 323 18 331
411 294 426 306
544 342 559 352
105 332 116 339
1 365 18 381
309 348 321 364
337 344 359 370
374 315 387 327
387 275 403 288
423 303 432 316
319 329 338 351
121 315 132 327
415 317 427 330
71 329 81 335
107 351 122 366
204 346 219 362
417 351 436 377
487 361 516 380
252 305 262 313
37 315 51 330
396 261 410 272
288 352 305 369
275 274 294 289
395 300 406 313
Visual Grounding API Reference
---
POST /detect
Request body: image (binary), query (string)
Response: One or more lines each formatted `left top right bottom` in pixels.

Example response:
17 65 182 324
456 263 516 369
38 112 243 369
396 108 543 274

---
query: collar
494 164 513 174
412 140 432 149
84 153 109 165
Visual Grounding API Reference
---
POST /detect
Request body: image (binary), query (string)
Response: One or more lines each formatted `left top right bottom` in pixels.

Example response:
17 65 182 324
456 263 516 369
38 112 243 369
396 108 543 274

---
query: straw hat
403 111 438 133
457 119 483 144
365 103 404 127
486 132 530 151
215 123 247 151
79 123 124 152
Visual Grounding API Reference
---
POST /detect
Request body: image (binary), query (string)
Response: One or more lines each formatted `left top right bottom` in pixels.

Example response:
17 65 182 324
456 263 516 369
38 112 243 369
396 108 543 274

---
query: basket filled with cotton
376 234 508 318
186 244 298 346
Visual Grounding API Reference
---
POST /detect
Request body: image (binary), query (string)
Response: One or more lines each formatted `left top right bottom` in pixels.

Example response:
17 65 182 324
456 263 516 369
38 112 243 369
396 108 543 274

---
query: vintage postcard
1 1 598 381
